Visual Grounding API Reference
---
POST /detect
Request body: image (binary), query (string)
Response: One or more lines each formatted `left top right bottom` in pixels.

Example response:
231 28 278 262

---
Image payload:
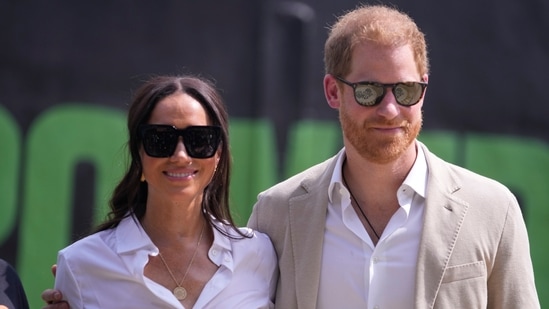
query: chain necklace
158 222 205 301
342 171 381 241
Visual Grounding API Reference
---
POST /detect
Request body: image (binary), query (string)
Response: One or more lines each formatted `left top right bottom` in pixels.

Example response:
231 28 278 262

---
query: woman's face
140 92 220 206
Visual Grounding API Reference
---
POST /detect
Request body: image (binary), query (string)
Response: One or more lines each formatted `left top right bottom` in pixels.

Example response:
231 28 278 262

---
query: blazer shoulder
258 154 338 200
424 144 512 190
248 153 338 232
423 144 518 210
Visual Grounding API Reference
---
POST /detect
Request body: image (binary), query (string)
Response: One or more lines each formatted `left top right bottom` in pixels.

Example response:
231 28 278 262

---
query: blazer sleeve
487 190 540 308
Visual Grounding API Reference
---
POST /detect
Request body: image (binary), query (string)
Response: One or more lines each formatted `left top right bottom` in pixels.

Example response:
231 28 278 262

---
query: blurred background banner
1 1 548 307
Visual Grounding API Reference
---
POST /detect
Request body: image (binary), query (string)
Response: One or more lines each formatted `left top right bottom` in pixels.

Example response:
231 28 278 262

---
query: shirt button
373 257 379 263
374 306 380 309
211 249 218 256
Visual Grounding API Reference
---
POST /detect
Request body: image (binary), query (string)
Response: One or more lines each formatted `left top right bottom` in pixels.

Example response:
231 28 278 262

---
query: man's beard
340 105 422 164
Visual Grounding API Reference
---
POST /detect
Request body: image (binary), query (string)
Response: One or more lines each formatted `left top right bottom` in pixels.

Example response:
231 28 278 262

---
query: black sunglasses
139 124 221 158
335 76 428 107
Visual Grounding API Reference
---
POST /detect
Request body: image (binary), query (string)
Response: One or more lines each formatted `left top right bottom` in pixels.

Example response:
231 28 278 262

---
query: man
247 4 540 309
42 4 540 309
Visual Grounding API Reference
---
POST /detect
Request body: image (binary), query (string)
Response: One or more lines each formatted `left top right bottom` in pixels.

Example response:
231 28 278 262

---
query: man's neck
343 142 417 207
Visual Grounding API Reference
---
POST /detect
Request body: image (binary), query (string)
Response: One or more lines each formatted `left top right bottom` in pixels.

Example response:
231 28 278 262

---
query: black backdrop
2 0 548 142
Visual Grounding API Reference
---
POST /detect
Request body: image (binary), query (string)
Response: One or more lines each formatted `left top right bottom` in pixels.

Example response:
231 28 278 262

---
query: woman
50 75 277 308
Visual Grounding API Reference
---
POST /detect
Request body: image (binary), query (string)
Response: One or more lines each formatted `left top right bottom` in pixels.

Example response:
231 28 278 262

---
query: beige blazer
248 142 540 309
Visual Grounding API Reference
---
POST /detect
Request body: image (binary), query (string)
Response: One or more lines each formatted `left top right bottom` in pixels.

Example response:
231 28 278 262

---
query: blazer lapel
415 144 470 308
289 156 338 309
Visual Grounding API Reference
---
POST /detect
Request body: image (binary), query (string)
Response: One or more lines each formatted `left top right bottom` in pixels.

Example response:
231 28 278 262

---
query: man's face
338 42 427 164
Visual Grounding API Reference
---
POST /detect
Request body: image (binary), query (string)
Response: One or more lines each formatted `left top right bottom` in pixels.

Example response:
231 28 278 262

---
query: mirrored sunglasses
336 76 428 107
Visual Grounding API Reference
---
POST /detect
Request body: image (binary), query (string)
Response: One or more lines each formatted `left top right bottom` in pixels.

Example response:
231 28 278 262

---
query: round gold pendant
173 286 187 300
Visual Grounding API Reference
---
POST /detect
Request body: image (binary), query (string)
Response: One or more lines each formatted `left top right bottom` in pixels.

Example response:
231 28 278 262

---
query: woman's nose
170 137 192 161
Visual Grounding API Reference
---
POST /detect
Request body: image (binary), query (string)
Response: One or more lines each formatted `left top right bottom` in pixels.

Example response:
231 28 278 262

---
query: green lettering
229 119 277 224
284 120 341 178
18 105 126 308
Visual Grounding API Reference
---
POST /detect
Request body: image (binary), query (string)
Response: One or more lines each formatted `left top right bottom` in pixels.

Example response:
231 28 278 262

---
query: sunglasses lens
183 127 221 158
140 125 221 158
394 83 424 106
142 126 177 158
354 84 384 106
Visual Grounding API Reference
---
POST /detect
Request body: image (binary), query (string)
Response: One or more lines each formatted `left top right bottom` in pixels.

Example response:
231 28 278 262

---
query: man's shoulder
422 144 506 184
423 145 515 201
260 154 337 196
436 154 509 190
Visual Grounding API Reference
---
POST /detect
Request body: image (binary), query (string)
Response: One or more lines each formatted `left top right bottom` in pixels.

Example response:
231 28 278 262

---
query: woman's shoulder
227 227 277 269
231 227 275 257
58 229 113 258
215 223 274 252
238 227 272 243
59 215 151 258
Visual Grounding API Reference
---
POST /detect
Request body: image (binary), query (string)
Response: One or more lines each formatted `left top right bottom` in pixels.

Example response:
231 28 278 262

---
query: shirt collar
208 220 236 270
328 148 347 205
402 143 428 199
328 142 428 204
210 220 233 253
115 213 235 259
115 214 156 255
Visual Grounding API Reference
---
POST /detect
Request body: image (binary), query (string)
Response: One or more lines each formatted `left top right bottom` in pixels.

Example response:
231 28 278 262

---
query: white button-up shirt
55 215 277 308
318 144 428 309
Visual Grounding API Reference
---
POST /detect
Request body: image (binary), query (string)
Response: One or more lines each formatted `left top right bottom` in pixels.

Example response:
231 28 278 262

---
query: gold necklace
158 223 205 301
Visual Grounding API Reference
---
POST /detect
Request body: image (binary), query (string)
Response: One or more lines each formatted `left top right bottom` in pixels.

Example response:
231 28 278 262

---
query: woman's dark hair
94 75 248 238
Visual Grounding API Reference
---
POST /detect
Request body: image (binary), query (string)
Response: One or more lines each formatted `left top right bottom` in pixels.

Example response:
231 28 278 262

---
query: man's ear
324 74 341 109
